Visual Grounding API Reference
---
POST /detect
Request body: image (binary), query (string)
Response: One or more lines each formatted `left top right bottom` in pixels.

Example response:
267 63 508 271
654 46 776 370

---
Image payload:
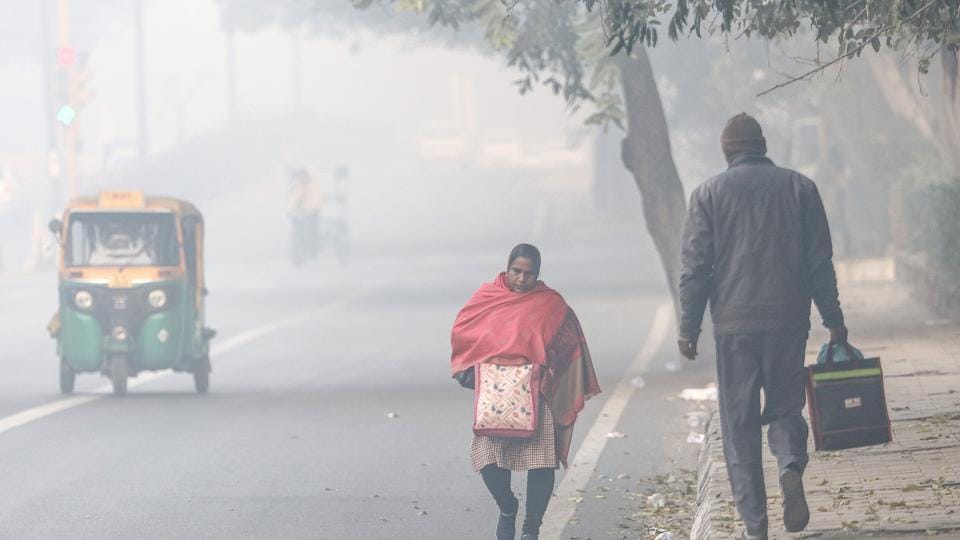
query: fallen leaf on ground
678 385 718 402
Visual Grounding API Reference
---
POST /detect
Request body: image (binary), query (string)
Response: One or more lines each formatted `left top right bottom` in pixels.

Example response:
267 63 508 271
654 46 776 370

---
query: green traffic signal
57 105 76 126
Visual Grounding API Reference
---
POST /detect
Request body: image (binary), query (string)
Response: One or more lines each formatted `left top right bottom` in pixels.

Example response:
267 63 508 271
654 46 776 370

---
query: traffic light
53 48 93 127
58 46 76 67
53 69 70 125
56 104 76 126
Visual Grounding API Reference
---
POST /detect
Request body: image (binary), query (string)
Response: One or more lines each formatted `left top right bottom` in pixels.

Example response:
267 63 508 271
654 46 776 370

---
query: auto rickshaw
48 191 215 395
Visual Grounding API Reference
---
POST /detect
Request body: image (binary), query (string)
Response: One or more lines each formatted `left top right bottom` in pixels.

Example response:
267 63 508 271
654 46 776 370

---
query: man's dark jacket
678 153 844 338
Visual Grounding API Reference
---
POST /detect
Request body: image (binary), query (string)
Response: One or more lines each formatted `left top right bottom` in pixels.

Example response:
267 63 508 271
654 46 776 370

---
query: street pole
135 0 149 161
58 0 78 200
40 0 55 160
39 0 60 214
292 32 303 109
226 27 237 122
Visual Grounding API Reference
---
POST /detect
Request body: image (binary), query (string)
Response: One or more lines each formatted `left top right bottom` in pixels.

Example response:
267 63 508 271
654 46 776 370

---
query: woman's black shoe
496 498 519 540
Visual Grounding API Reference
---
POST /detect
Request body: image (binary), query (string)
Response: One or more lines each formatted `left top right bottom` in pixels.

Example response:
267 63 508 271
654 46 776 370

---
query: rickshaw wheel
110 355 128 395
193 356 210 394
59 359 75 394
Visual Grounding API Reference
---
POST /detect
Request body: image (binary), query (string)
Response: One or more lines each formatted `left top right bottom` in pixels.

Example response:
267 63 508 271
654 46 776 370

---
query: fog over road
0 248 710 539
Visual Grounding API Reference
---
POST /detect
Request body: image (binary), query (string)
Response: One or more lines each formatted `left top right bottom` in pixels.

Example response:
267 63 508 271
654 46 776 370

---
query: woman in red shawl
451 244 601 540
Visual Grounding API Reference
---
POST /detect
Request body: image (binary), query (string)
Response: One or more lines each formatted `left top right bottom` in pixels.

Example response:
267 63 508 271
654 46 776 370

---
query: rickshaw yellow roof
65 191 202 217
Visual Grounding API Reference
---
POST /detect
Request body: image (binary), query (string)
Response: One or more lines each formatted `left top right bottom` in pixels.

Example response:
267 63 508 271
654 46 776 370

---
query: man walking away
677 113 848 540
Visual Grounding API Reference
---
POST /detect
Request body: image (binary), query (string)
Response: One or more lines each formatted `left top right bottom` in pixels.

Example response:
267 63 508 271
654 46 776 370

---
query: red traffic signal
58 47 76 66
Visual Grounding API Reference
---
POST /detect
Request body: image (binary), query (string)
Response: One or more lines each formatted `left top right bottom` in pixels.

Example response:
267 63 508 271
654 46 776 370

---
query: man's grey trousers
715 329 810 535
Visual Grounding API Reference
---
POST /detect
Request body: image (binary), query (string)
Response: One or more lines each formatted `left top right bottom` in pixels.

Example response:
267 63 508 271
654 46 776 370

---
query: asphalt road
0 252 713 539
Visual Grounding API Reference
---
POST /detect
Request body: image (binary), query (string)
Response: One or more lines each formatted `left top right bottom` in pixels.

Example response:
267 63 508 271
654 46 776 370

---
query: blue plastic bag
816 342 865 365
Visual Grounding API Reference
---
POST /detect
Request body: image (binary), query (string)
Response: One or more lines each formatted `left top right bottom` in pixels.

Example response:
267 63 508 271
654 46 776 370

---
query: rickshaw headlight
74 290 93 310
148 289 167 309
111 325 128 341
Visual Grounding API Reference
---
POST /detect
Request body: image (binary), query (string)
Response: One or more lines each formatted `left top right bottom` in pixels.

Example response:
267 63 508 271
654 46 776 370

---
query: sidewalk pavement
691 281 960 539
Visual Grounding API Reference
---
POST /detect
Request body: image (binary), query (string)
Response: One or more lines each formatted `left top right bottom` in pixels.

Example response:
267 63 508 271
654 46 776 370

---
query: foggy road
0 0 954 538
0 253 710 539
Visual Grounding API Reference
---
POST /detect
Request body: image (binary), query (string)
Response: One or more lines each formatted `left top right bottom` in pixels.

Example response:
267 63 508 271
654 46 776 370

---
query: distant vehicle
287 167 322 265
476 129 524 167
417 124 469 163
286 166 349 266
47 191 216 395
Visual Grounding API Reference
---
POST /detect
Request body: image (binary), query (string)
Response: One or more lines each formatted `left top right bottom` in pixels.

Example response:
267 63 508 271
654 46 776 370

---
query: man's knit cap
721 113 767 159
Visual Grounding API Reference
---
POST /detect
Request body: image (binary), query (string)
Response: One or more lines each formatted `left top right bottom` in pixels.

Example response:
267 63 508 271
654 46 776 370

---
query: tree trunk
941 46 960 175
617 49 687 320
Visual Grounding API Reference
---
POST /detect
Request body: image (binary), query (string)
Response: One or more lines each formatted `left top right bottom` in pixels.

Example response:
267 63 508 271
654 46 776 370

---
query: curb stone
691 410 738 539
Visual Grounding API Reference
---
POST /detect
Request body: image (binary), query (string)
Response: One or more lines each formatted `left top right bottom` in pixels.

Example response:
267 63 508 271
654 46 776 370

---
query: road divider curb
690 410 727 539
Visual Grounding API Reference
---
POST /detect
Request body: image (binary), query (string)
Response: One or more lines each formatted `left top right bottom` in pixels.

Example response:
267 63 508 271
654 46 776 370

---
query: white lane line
123 289 366 391
0 395 100 436
540 302 674 540
0 290 367 436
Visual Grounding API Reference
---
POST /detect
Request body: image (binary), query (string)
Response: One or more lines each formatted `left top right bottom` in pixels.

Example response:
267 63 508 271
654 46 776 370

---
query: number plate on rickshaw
112 293 129 310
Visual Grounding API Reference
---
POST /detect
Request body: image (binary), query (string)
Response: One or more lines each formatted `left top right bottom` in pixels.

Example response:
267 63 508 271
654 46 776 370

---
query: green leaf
584 111 608 125
610 38 626 56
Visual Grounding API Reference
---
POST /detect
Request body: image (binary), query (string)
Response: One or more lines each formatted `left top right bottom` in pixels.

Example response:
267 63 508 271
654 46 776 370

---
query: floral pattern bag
473 363 540 438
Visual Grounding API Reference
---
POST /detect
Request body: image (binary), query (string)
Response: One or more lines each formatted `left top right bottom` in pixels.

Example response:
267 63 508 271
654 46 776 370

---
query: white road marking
540 302 674 540
0 290 367 436
0 395 100 436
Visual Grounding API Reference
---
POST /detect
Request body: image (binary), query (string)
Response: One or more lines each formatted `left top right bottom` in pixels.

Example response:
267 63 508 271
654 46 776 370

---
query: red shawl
450 273 601 466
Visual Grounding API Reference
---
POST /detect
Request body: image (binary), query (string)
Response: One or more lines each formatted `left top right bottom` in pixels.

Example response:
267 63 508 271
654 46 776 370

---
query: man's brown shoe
780 468 810 532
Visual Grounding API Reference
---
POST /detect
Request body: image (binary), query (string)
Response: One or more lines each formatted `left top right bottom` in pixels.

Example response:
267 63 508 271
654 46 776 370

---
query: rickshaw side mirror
48 219 62 236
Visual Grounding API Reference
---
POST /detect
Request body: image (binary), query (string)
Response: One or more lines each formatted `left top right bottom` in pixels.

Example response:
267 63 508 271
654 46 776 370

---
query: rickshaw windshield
65 212 180 267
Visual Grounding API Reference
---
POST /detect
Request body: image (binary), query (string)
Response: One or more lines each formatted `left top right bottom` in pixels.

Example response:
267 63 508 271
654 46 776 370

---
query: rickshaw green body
57 280 201 373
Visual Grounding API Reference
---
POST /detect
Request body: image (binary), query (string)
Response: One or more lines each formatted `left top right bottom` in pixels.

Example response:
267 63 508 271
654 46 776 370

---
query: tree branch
756 0 941 97
500 0 521 12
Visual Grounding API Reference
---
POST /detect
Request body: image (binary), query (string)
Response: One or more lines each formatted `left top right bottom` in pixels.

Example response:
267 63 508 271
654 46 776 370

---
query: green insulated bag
805 343 892 451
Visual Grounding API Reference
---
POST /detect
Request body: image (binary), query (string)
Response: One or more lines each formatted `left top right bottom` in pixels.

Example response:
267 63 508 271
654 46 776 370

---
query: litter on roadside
678 384 718 402
606 431 627 439
386 412 399 419
686 431 706 445
647 493 666 508
630 376 646 388
686 411 709 428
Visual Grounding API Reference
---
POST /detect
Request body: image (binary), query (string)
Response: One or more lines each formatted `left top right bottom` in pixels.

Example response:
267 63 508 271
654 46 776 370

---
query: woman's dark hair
508 243 541 273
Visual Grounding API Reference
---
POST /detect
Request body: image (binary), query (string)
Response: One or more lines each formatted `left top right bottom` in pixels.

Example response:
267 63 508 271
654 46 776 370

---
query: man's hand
678 337 698 360
829 325 849 345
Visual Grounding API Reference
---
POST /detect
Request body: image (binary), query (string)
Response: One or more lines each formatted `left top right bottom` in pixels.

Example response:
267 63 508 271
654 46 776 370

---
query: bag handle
824 341 861 369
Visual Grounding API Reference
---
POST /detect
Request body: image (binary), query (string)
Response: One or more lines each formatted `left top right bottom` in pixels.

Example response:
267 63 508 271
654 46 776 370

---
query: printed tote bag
473 363 540 438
